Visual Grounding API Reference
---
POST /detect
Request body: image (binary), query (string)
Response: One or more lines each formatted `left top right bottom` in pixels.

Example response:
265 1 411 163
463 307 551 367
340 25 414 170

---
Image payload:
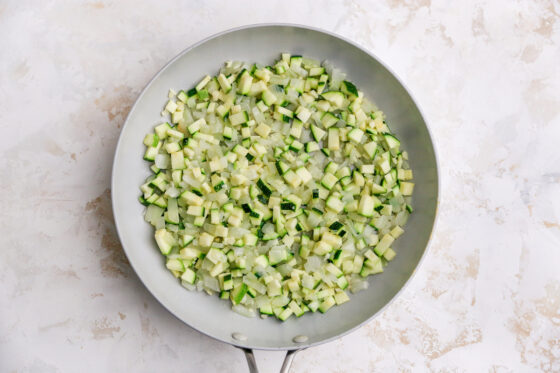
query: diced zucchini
321 91 345 108
229 111 249 126
311 124 326 141
341 80 358 98
321 173 338 190
139 53 415 321
231 283 248 305
181 268 196 284
321 112 339 128
318 296 336 313
154 229 175 255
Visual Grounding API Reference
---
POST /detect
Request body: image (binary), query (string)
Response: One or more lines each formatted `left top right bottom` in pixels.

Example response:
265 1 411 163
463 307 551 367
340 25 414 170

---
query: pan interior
112 24 438 350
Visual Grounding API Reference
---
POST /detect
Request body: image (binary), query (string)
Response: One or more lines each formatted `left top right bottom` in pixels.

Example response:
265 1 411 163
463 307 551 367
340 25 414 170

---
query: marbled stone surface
1 1 559 372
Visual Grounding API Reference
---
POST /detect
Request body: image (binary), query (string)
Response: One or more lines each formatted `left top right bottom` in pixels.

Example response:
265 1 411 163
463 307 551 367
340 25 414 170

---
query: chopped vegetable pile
140 53 414 321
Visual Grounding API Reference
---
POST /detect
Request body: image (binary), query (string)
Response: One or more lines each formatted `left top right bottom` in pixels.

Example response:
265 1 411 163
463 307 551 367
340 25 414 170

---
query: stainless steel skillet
111 24 439 373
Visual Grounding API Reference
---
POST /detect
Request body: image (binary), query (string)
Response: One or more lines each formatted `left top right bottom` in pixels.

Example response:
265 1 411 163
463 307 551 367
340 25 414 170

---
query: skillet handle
242 349 259 373
280 349 299 373
241 348 301 373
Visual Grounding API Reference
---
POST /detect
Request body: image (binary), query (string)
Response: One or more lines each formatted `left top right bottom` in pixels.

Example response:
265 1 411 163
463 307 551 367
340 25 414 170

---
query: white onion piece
155 154 170 169
232 304 256 318
304 256 323 272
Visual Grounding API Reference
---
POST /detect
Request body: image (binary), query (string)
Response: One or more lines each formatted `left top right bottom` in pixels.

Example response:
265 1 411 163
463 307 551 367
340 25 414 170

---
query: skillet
111 23 439 372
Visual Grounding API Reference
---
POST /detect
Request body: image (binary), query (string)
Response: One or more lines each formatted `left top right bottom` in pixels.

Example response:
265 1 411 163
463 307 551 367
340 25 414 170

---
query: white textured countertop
1 1 559 372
